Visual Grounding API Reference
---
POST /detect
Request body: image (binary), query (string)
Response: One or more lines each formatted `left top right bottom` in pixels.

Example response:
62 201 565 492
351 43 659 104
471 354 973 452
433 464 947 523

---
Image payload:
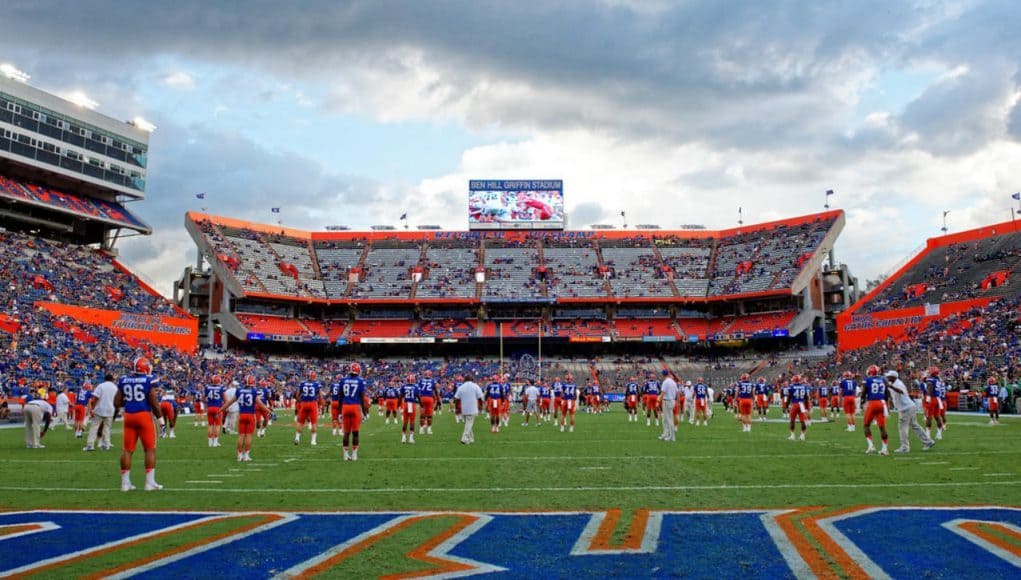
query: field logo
1 507 1018 578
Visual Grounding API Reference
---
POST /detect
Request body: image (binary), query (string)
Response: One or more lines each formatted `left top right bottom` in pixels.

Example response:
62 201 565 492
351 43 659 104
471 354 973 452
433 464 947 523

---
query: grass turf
1 405 1018 513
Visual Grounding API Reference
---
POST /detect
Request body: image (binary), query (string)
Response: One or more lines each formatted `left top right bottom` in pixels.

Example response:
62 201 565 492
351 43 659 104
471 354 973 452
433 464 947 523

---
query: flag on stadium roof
271 207 280 213
1012 192 1020 200
826 189 834 196
399 213 407 220
195 192 205 199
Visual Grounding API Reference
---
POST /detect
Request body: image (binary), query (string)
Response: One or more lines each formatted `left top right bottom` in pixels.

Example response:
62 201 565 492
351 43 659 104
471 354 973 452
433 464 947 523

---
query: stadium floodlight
66 90 99 110
0 63 30 83
131 117 157 132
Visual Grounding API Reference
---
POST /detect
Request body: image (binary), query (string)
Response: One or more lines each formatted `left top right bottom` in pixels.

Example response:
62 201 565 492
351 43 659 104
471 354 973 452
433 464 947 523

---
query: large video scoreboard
468 179 564 230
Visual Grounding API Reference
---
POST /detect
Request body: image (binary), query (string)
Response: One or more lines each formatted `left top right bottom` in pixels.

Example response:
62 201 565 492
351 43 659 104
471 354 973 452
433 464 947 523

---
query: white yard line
0 480 1019 494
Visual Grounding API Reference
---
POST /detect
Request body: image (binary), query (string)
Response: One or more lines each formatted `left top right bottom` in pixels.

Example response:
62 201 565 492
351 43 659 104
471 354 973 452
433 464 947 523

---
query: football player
787 376 809 441
203 375 224 447
400 374 419 443
417 370 438 435
861 365 891 455
294 370 322 446
736 373 755 432
115 357 163 492
219 375 269 462
839 371 858 431
340 363 369 461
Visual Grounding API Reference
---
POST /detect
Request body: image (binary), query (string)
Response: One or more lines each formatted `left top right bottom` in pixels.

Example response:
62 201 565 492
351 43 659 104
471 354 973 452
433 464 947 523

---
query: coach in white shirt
660 370 679 442
684 381 695 424
85 373 118 451
522 380 541 426
454 374 485 445
23 398 53 448
885 370 935 452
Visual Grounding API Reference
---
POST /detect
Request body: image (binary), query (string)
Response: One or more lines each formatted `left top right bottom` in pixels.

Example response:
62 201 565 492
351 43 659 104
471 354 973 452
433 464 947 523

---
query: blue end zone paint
448 514 586 576
5 508 1019 577
0 512 210 574
832 508 1021 577
448 513 795 578
132 514 397 579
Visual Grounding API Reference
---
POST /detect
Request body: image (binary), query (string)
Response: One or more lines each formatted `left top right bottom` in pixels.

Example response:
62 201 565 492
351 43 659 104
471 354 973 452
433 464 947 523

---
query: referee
23 397 53 449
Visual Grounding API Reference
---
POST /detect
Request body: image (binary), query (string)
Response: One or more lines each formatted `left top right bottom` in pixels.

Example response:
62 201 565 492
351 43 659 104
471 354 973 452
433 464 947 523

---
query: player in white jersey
223 382 239 435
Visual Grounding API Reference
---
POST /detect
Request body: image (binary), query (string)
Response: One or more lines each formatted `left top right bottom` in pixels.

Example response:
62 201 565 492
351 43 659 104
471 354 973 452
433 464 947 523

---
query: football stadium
2 6 1021 578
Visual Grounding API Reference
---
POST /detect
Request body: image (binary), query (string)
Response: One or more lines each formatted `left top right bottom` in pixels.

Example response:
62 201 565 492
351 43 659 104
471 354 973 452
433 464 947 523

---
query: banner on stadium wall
35 302 198 351
358 337 436 344
836 297 995 352
642 335 676 343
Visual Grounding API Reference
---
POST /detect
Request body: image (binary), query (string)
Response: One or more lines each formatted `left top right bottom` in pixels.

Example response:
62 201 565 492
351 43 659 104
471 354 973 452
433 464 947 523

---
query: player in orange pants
399 377 418 444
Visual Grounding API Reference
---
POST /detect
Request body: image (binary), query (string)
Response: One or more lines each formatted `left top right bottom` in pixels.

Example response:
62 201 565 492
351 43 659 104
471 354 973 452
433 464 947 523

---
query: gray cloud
108 118 379 292
899 66 1014 156
1 0 992 152
137 120 376 230
3 0 1020 289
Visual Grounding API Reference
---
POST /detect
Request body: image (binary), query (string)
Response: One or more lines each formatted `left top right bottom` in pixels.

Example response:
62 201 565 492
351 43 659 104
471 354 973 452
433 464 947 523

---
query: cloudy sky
3 0 1021 295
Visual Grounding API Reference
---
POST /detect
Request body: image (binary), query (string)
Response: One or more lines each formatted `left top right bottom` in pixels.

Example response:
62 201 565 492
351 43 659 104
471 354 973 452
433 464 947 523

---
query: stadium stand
793 296 1020 401
708 219 834 296
314 241 366 299
601 243 676 298
861 229 1021 313
416 319 476 338
187 211 839 306
658 244 711 298
177 211 849 350
0 229 183 316
350 244 420 299
483 242 544 301
347 319 416 340
543 242 606 298
837 220 1021 351
612 318 680 338
416 244 479 299
265 235 326 299
720 310 797 336
0 174 149 231
234 314 316 339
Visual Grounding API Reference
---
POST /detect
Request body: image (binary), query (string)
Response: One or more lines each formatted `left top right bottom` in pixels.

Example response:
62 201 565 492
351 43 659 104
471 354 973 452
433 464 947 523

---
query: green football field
1 405 1019 578
2 404 1018 511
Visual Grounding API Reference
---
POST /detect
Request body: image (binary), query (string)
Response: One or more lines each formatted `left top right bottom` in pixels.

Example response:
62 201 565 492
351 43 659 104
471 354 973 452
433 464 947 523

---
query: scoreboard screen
468 180 564 230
